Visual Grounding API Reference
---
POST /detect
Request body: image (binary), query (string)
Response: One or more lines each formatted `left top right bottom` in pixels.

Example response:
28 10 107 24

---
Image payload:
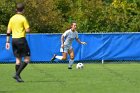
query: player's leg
51 52 67 61
68 48 74 69
61 52 67 60
51 46 68 61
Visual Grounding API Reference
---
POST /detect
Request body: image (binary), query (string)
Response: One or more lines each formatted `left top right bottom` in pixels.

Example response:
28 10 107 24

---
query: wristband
7 33 11 36
6 33 10 43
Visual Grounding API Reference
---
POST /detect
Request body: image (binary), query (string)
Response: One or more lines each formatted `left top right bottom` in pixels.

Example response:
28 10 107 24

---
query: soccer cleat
68 67 72 69
51 54 56 61
13 75 24 82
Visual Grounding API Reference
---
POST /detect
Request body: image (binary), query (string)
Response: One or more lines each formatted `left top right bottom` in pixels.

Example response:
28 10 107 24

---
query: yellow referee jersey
8 14 29 38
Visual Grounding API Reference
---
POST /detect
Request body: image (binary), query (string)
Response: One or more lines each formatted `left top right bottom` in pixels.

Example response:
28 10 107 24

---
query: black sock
15 64 20 72
16 62 28 76
15 64 21 78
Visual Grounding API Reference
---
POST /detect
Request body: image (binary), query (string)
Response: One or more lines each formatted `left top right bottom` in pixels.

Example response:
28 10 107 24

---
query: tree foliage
0 0 140 33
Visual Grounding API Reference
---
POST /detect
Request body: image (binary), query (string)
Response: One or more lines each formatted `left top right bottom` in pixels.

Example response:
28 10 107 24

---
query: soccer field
0 63 140 93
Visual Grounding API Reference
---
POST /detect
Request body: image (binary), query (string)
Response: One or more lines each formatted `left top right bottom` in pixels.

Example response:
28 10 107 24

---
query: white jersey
62 29 78 47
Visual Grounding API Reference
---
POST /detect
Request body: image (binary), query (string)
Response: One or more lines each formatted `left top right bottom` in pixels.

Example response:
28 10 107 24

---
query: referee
5 3 30 82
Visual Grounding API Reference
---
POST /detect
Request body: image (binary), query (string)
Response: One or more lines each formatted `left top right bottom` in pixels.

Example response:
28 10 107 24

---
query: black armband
7 33 11 36
6 33 10 43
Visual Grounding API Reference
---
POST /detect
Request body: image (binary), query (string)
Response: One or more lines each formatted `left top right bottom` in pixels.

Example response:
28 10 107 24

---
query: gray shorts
60 46 72 53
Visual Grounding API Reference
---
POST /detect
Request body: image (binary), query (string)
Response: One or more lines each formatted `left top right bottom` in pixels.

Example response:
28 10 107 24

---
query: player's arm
61 34 65 48
76 38 87 45
61 35 64 48
75 32 86 45
61 30 69 48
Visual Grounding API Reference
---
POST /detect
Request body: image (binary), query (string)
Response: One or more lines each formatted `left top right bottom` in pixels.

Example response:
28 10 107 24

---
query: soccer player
5 3 30 82
51 22 86 69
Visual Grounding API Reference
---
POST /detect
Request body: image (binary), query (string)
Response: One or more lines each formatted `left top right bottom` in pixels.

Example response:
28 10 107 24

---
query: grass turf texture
0 63 140 93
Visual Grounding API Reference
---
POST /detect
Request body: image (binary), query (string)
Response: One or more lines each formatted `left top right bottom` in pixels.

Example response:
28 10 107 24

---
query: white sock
68 59 74 67
55 56 63 60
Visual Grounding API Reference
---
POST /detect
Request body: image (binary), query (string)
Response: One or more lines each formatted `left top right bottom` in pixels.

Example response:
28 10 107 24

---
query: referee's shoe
13 75 24 82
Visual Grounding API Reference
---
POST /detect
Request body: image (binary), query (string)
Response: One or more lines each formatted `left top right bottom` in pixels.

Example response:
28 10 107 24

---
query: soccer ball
76 63 84 69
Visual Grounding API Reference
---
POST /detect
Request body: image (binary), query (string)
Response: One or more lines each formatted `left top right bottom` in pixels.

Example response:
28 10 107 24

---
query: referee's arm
6 28 11 50
25 27 30 33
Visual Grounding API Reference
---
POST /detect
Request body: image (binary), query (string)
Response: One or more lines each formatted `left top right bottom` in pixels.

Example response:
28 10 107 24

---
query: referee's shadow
26 80 66 84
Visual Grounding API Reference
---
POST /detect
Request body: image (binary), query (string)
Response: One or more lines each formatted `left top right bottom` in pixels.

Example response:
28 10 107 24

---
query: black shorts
12 37 30 57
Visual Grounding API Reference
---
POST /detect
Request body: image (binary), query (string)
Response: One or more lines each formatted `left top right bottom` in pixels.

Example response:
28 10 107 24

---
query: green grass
0 63 140 93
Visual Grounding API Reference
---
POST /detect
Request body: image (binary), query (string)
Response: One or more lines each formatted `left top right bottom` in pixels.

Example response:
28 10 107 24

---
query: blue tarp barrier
0 33 140 63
